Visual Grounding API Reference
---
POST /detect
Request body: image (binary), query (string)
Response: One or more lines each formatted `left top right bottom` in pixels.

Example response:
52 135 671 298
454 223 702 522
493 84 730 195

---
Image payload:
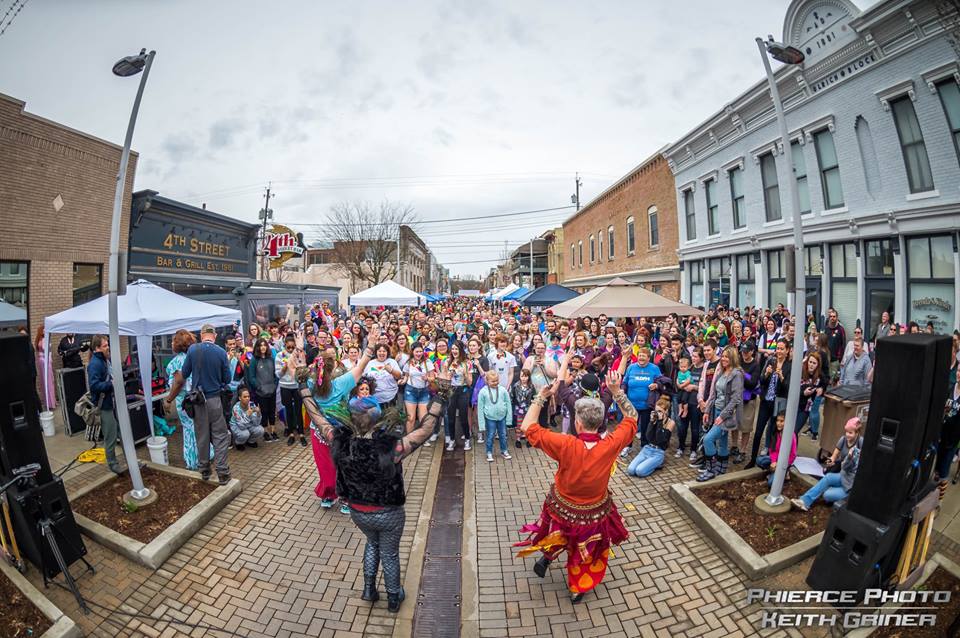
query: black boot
361 577 379 602
571 591 585 603
387 588 405 613
533 556 552 578
743 459 757 470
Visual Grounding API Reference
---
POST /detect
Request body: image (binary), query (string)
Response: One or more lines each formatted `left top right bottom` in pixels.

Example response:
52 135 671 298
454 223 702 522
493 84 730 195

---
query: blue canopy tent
502 286 530 301
420 291 439 302
518 284 579 308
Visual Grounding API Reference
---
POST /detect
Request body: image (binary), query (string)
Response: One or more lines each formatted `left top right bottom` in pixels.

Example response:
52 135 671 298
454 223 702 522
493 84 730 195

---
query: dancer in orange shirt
515 370 637 603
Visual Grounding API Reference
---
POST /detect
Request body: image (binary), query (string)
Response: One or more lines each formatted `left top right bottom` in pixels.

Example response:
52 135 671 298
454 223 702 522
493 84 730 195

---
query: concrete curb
846 552 960 637
392 443 444 638
69 461 242 570
0 556 81 638
668 467 822 580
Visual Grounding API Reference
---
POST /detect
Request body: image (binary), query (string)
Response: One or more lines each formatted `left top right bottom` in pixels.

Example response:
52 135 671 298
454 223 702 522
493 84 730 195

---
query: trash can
146 436 169 465
821 385 871 459
40 410 56 437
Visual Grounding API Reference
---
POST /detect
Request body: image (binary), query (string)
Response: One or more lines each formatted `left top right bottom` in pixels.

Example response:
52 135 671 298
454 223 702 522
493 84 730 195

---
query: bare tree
319 200 418 287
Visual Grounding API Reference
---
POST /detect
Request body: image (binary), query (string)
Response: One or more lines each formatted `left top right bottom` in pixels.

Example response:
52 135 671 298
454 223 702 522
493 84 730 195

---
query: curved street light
108 49 156 503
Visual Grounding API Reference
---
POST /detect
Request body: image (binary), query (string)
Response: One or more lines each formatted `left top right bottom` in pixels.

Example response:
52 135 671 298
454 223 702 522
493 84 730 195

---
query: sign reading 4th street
261 225 305 269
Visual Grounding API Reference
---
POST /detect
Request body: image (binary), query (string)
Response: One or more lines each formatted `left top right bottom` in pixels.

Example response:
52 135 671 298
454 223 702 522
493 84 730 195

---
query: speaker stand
39 517 95 614
892 487 939 589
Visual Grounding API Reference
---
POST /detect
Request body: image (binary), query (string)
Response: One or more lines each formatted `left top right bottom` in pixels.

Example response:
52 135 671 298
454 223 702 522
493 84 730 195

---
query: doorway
865 279 894 341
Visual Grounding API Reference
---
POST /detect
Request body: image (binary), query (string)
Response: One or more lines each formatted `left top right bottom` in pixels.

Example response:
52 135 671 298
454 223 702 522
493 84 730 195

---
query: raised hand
605 370 623 393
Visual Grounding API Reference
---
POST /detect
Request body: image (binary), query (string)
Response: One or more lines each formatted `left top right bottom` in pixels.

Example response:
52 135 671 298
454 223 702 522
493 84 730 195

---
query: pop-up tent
492 283 520 300
43 279 241 424
519 284 579 308
0 299 27 330
349 280 425 307
502 286 529 301
547 277 703 318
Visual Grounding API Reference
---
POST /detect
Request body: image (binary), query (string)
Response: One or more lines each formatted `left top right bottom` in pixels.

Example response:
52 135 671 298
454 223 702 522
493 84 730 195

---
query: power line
276 205 572 228
0 0 29 37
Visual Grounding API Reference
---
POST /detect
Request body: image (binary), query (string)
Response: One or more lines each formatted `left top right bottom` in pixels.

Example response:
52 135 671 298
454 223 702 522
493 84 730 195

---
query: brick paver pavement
24 430 435 638
468 427 812 638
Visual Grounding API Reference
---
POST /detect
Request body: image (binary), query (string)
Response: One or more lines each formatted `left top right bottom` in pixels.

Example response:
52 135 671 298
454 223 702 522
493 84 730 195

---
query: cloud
432 126 454 146
609 70 648 108
209 118 246 149
161 133 198 163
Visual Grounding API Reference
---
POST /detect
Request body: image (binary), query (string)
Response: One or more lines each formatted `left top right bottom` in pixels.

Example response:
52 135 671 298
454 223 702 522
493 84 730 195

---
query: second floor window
608 225 615 259
760 152 781 222
891 96 935 193
813 129 845 208
791 141 811 214
589 235 595 263
705 179 719 235
683 190 696 240
729 166 745 229
648 206 659 247
626 216 636 254
938 80 960 166
578 240 583 267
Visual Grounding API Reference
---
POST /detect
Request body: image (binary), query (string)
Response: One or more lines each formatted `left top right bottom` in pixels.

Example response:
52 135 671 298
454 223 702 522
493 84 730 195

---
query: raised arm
606 370 637 421
351 325 380 383
299 367 335 444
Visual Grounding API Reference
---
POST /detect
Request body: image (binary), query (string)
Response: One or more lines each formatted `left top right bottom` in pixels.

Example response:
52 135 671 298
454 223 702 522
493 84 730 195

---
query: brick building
542 226 565 285
0 92 136 341
561 147 680 298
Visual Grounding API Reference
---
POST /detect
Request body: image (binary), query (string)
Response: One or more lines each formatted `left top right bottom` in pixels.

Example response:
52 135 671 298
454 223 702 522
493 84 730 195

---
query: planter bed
68 462 241 570
0 558 79 638
669 467 827 580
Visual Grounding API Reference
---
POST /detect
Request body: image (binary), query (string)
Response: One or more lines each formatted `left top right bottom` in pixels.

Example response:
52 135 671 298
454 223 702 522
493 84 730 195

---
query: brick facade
0 92 137 388
561 151 680 298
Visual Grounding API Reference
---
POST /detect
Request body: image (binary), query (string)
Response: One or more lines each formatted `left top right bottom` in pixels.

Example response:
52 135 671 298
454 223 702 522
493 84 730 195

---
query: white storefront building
666 0 960 336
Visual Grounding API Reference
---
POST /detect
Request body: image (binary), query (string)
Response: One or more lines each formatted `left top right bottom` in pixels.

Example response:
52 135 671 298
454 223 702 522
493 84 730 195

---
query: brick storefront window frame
607 225 615 260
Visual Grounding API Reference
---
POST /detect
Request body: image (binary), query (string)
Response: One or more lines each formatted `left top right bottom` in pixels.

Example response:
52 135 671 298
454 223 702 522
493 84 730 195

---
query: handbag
74 391 103 442
182 345 206 419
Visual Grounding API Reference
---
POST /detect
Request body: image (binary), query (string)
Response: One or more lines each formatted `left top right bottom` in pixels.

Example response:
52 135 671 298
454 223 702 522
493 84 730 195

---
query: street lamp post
755 37 807 509
109 49 156 502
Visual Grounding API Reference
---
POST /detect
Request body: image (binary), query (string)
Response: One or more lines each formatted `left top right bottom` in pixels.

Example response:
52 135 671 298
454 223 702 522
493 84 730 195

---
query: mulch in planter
71 467 216 544
872 567 960 638
0 570 52 638
696 475 831 555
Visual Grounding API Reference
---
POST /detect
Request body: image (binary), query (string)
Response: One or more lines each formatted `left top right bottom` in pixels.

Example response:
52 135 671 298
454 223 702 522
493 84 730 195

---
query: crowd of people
41 295 960 609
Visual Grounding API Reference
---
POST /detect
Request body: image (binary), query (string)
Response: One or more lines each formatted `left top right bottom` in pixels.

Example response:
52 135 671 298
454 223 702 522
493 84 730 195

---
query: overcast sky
1 0 809 278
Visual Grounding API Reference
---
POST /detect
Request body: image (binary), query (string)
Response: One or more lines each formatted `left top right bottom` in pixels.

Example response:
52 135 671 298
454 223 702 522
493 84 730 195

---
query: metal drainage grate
413 451 464 637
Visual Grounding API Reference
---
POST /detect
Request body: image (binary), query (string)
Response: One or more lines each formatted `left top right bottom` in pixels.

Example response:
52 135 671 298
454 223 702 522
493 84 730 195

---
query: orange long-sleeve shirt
525 418 638 505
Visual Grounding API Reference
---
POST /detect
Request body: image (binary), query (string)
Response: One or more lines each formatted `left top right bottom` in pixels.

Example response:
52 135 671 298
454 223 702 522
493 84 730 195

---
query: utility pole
259 183 274 280
571 173 582 211
529 237 534 289
396 224 402 285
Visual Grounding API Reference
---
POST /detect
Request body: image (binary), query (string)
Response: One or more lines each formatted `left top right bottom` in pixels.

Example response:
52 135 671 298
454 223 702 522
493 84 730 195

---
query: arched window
570 244 576 268
598 230 603 261
648 206 659 247
578 240 583 267
607 225 615 259
626 216 636 254
589 235 595 263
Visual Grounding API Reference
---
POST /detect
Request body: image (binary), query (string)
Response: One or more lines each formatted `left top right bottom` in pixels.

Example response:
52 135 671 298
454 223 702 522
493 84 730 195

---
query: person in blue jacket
619 346 662 454
87 335 122 474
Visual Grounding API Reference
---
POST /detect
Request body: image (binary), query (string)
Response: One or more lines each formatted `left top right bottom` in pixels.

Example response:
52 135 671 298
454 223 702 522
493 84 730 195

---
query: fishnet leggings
350 506 406 594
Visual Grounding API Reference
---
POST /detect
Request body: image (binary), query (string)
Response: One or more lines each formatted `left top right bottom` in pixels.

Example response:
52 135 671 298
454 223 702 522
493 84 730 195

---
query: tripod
1 466 95 614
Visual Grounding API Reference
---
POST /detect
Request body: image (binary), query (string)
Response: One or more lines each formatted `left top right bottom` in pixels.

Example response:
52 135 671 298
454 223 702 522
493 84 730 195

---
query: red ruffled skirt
514 486 629 593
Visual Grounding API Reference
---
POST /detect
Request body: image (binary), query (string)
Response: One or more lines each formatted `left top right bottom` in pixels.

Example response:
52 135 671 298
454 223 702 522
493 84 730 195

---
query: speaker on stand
806 334 952 599
0 334 53 483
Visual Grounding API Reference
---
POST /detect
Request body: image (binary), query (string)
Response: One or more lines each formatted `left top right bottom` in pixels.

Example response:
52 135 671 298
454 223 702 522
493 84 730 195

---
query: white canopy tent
492 283 519 300
0 299 27 330
348 280 425 307
43 279 241 428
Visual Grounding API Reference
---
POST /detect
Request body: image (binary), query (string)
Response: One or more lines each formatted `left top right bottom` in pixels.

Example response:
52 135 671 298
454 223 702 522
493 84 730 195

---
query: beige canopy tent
547 278 703 318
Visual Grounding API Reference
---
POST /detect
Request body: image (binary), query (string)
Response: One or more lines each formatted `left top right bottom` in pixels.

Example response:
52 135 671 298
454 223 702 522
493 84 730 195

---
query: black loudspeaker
58 366 89 436
845 334 952 522
6 477 88 579
0 334 53 483
806 505 908 600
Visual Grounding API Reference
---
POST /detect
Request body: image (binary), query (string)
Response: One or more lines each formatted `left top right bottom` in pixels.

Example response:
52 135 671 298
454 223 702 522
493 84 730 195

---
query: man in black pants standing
165 325 232 484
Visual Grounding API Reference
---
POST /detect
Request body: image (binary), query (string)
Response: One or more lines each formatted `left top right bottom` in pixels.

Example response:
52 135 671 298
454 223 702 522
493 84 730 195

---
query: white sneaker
689 451 698 462
502 452 512 460
477 433 485 444
619 447 630 458
464 440 472 451
445 440 455 451
429 433 439 443
674 449 684 458
486 452 494 462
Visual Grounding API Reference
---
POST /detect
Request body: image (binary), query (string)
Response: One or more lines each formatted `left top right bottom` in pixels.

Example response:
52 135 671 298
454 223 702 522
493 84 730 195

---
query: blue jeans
808 396 823 435
800 472 847 509
484 418 508 454
702 425 729 457
627 445 665 477
756 455 778 485
404 385 431 405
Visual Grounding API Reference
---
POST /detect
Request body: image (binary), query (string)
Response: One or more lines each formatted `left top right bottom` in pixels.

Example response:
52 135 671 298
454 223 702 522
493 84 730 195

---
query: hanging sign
262 225 305 269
